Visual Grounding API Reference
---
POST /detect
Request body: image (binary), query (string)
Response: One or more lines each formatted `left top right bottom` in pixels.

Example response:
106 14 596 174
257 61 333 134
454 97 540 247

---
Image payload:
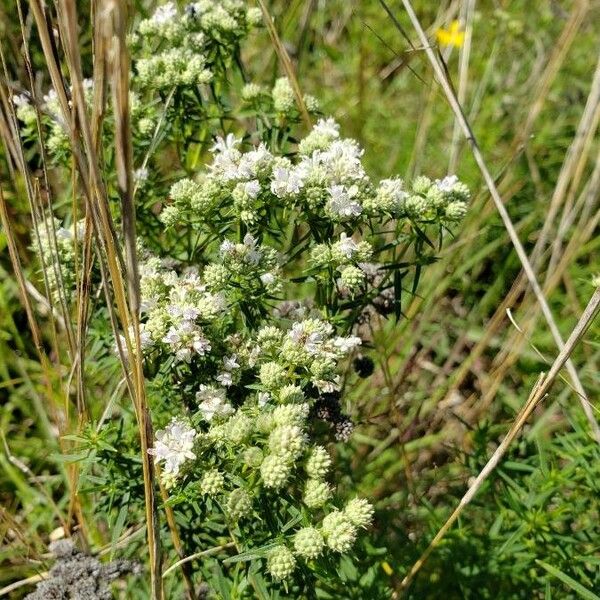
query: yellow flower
436 20 465 48
381 561 394 576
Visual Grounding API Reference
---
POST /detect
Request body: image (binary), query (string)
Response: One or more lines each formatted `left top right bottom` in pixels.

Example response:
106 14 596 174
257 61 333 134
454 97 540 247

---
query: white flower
314 117 340 139
270 167 304 197
12 93 30 107
134 167 149 182
162 327 180 345
337 233 357 258
191 333 211 356
150 418 197 476
182 306 201 321
211 152 241 181
248 345 261 367
43 88 58 107
211 133 241 154
260 272 276 286
237 144 273 178
223 354 240 371
244 179 261 198
327 185 362 218
333 336 362 353
313 375 341 393
162 323 211 362
288 322 325 354
258 392 270 407
243 233 257 247
436 175 458 192
139 326 153 348
220 240 235 255
243 233 263 265
216 372 233 387
151 2 177 25
55 227 73 241
196 385 234 421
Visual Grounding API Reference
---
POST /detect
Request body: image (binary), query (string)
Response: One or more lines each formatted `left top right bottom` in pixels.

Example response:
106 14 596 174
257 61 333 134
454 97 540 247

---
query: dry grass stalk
22 0 163 594
256 0 312 129
447 0 475 174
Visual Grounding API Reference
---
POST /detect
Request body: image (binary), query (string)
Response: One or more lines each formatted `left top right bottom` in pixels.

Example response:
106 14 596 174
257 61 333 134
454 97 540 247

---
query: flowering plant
133 116 469 591
19 1 470 597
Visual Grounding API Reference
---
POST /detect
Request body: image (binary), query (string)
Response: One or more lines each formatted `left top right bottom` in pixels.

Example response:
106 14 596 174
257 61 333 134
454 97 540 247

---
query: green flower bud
200 469 224 496
226 414 253 445
266 545 296 580
322 511 357 553
277 384 305 405
339 265 365 293
203 263 229 290
303 478 332 508
355 241 373 262
272 77 295 113
243 446 263 468
269 425 306 459
137 116 155 136
272 403 309 427
246 7 263 27
241 82 263 101
310 244 332 267
257 326 283 350
170 178 199 205
305 446 332 479
293 527 324 559
309 357 336 380
344 498 374 528
304 185 327 210
260 454 292 489
404 194 430 219
191 177 222 213
226 488 252 521
159 204 180 227
255 412 275 434
411 175 432 195
303 94 320 113
445 200 468 221
425 185 445 208
259 362 286 389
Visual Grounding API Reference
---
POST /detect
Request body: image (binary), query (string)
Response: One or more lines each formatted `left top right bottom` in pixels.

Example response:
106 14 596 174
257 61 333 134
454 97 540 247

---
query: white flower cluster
150 330 373 573
14 82 157 166
162 118 470 228
310 232 374 294
31 217 85 302
133 1 261 90
215 233 281 295
150 313 362 478
136 257 228 363
368 173 470 222
241 77 320 116
150 417 197 486
12 80 93 160
252 318 362 394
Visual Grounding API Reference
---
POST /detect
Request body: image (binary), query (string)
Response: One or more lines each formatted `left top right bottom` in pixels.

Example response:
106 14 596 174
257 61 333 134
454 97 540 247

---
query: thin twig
162 542 236 579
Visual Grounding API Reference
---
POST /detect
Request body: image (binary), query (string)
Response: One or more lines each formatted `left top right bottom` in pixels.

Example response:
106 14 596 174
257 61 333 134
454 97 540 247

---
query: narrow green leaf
536 560 600 600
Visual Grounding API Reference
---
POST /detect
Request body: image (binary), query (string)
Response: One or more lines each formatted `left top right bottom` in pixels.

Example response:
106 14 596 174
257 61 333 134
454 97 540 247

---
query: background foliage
0 0 599 598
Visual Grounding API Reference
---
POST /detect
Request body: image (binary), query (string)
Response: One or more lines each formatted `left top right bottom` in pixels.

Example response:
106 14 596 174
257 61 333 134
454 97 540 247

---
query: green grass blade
536 560 600 600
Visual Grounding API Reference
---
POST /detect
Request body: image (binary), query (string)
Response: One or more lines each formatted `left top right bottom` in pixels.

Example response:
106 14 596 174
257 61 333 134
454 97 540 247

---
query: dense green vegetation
0 1 598 598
